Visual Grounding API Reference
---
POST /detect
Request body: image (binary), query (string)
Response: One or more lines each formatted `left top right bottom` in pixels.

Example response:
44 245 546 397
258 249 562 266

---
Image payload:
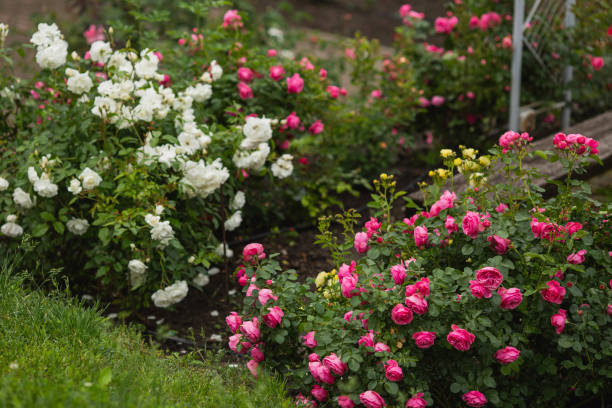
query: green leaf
53 221 65 234
384 381 399 395
40 211 55 222
32 223 49 237
97 367 112 387
450 382 462 393
98 228 111 246
348 359 360 372
558 335 573 348
461 244 474 256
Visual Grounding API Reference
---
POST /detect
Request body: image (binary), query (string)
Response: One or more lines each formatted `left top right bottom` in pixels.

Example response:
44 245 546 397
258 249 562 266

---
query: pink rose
341 274 358 298
447 324 475 351
399 4 412 18
365 217 382 236
412 331 436 349
287 73 304 93
487 235 511 254
390 263 406 285
360 390 386 408
267 49 277 57
354 232 369 253
445 215 458 234
462 211 481 239
303 331 318 348
319 68 327 79
311 385 328 401
384 359 403 381
391 304 414 325
540 280 566 304
414 226 429 247
269 65 285 81
309 120 324 135
309 361 335 385
590 56 604 71
498 287 523 309
296 394 317 407
469 280 491 299
405 393 428 408
431 95 445 106
240 318 260 343
405 294 428 315
237 67 254 82
415 277 430 297
358 330 375 348
374 342 390 353
263 305 284 328
551 309 567 334
322 353 348 376
257 288 278 306
462 391 487 407
237 81 253 99
247 359 258 378
327 85 340 99
286 111 300 129
228 333 251 354
83 24 105 44
476 267 503 291
567 249 586 264
250 346 264 362
338 396 356 408
243 243 265 263
371 89 382 99
494 346 520 364
222 9 243 29
495 203 509 213
225 311 242 333
418 97 430 107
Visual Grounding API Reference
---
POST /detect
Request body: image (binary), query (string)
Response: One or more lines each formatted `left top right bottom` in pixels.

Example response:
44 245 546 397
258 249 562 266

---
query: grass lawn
0 253 293 408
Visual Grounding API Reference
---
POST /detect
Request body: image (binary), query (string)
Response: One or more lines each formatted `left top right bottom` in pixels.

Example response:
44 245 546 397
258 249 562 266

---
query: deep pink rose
237 67 254 82
431 95 445 106
445 215 458 234
225 311 242 333
405 294 428 315
309 120 324 135
590 56 604 71
412 331 436 349
354 232 369 253
228 333 251 354
374 342 390 353
399 4 412 17
296 394 317 407
237 81 253 99
390 263 407 285
222 9 243 29
498 287 523 309
415 277 430 297
269 65 285 81
567 249 586 264
240 318 260 343
303 331 318 348
462 391 487 407
495 203 509 213
405 393 428 407
487 235 511 254
286 111 300 129
462 211 481 238
360 390 386 408
469 280 492 299
494 346 520 364
311 385 328 401
263 306 284 328
243 243 265 263
358 330 375 348
287 73 304 93
327 85 340 99
475 267 503 291
322 353 348 376
250 346 264 362
309 360 334 385
414 226 429 247
338 395 356 408
447 324 475 351
391 304 414 325
384 359 403 381
258 288 278 306
341 274 358 298
540 280 566 304
551 309 567 334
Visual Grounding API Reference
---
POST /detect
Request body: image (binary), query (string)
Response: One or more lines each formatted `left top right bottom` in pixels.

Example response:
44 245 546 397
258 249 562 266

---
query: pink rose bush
227 137 610 407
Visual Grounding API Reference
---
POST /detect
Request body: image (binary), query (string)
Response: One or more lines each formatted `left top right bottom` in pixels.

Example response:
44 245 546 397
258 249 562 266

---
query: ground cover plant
0 249 293 408
227 132 612 407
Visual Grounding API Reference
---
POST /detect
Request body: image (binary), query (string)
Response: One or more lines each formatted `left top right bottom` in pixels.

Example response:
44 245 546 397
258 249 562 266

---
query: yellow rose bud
440 149 454 158
315 271 328 288
479 156 491 167
454 158 462 166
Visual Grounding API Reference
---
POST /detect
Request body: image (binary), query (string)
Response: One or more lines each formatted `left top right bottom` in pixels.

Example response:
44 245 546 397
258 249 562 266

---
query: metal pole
561 0 576 130
509 0 525 131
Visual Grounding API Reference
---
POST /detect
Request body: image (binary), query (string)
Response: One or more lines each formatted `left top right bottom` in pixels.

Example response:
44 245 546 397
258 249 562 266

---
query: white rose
0 176 9 191
180 158 229 198
232 143 270 170
27 167 39 184
128 259 147 288
241 117 272 150
66 71 93 94
144 213 160 227
224 211 242 231
134 50 159 79
185 83 212 103
215 243 233 258
66 218 89 235
91 96 118 119
30 23 62 49
13 187 34 209
1 221 23 237
35 39 68 69
271 154 294 179
151 280 188 308
33 173 58 198
67 178 82 195
210 60 223 81
150 220 174 247
192 272 210 287
207 267 220 276
78 167 102 190
89 41 112 64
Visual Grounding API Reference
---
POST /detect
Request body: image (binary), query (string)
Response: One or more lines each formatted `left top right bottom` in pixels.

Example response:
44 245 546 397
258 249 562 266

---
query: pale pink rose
390 263 406 285
237 81 253 99
462 391 487 407
269 65 285 81
311 385 328 401
495 203 509 213
338 395 356 408
431 95 445 106
225 311 242 333
374 342 390 353
447 324 475 351
83 24 105 44
567 249 586 264
445 215 458 234
222 9 243 29
300 57 314 70
309 120 324 135
263 306 284 328
384 359 403 381
502 35 513 48
418 97 430 107
345 48 356 59
414 226 429 247
469 280 491 299
237 67 254 82
354 232 369 253
258 288 278 306
487 235 511 254
240 318 260 343
462 211 481 238
405 392 428 407
286 111 300 129
287 73 304 93
412 331 436 349
359 390 386 408
476 267 503 291
322 353 348 376
243 243 265 263
391 304 414 325
540 281 566 304
551 309 567 334
228 333 251 354
494 346 520 364
247 359 258 378
498 287 523 309
303 331 318 348
405 294 428 315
